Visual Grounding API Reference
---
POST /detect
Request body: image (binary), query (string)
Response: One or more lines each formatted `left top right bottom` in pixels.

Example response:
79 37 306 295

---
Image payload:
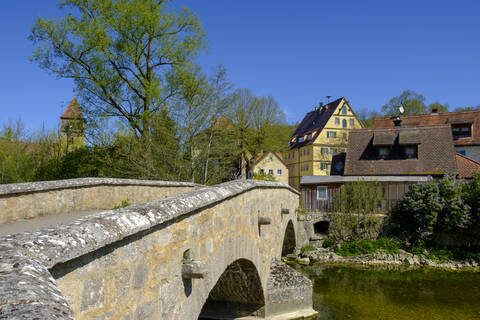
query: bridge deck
0 210 100 236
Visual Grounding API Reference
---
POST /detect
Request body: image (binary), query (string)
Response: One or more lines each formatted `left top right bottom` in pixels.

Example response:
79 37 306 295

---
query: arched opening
313 220 329 235
281 220 296 257
198 259 265 319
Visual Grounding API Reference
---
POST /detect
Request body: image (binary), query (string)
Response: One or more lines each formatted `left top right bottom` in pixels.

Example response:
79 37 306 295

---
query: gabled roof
61 98 84 120
373 110 480 145
344 125 457 176
251 152 287 168
456 153 480 179
290 97 344 148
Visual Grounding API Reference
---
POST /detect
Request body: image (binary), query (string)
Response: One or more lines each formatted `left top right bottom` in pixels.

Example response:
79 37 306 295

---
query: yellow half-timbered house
284 97 363 189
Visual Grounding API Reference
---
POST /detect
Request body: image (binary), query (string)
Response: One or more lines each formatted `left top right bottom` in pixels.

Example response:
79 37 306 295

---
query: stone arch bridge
0 179 316 319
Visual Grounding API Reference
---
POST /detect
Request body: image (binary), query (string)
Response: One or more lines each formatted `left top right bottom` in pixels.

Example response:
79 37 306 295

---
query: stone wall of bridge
0 180 315 320
0 178 198 224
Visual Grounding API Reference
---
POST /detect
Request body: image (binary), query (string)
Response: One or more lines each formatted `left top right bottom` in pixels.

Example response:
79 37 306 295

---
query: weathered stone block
81 279 104 312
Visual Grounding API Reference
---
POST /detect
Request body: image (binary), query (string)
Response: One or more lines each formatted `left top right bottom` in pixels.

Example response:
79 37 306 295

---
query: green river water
297 264 480 320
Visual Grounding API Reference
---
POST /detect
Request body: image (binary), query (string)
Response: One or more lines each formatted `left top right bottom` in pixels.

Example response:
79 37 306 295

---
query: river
296 264 480 320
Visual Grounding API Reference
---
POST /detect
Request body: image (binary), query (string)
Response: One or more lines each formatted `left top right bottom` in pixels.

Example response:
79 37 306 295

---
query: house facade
284 97 363 190
300 124 459 212
374 109 480 162
249 152 288 184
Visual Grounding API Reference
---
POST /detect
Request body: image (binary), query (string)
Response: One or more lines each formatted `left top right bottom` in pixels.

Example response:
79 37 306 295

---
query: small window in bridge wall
317 186 328 200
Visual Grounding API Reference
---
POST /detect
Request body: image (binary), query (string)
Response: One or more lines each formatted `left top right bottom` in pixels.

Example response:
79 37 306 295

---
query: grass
301 245 316 253
113 199 131 209
335 238 401 257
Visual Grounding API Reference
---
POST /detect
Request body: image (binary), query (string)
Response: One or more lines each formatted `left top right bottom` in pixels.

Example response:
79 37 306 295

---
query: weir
0 178 316 319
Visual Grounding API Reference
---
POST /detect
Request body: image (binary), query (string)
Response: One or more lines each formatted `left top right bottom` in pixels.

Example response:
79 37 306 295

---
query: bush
392 176 471 243
335 238 401 256
322 237 336 248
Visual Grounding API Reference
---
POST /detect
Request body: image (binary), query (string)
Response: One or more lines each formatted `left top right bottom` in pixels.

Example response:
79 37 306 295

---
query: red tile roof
373 110 480 146
456 153 480 179
61 98 84 119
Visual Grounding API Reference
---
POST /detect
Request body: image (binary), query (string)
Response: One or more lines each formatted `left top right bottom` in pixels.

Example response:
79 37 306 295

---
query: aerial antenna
326 95 331 103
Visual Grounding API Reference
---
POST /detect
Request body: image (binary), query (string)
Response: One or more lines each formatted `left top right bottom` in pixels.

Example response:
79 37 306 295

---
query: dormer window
307 134 312 140
298 136 304 143
377 147 390 159
452 123 472 139
404 146 418 159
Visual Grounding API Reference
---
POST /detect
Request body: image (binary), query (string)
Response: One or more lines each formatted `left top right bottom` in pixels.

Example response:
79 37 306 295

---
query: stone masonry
0 179 316 320
0 178 198 224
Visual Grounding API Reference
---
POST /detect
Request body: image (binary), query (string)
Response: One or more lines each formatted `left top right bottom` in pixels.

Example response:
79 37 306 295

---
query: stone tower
60 98 86 148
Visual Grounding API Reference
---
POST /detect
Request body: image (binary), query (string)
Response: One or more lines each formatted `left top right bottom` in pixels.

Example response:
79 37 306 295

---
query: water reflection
298 264 480 320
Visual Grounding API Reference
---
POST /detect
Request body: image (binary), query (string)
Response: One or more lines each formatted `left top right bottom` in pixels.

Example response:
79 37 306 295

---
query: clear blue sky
1 0 480 132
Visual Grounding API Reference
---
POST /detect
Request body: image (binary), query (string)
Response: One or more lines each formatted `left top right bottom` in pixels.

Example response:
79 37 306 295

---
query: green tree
30 0 206 138
381 90 427 116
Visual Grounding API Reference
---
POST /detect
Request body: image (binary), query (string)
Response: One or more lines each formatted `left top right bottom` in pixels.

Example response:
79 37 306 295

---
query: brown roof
344 125 457 176
373 110 480 146
61 98 84 119
456 153 480 179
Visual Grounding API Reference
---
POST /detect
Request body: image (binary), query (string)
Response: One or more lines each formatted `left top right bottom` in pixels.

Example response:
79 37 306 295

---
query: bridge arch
281 219 296 256
199 259 265 319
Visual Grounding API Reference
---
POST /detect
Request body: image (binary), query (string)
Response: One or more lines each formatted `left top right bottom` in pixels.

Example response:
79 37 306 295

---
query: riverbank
287 247 480 271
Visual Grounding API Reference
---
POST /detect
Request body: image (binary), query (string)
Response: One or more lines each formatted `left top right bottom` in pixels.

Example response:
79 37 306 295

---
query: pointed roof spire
61 98 84 119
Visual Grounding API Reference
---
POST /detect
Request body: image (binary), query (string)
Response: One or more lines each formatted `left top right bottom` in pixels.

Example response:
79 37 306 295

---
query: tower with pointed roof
60 98 86 149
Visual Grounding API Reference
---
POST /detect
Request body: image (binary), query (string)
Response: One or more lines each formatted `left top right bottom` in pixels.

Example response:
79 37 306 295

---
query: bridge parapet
0 179 314 319
0 177 199 224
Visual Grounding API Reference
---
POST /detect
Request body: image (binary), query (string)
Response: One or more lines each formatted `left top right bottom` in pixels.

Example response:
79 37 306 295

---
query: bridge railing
0 177 200 224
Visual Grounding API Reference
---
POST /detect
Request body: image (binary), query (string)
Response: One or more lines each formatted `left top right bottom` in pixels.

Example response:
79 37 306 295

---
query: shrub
392 176 471 243
322 237 336 248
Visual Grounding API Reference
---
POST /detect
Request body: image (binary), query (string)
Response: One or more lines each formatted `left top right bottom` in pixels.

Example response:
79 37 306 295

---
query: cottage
249 152 288 184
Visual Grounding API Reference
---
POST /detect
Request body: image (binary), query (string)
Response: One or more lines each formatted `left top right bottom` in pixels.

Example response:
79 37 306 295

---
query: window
298 136 304 143
327 131 337 138
307 134 312 140
342 105 348 115
404 146 418 159
343 132 347 139
350 119 355 127
288 153 291 159
277 169 282 175
317 186 328 200
458 149 466 155
342 119 347 128
321 163 329 170
292 152 294 159
339 148 346 152
335 117 340 125
268 169 274 175
321 147 328 154
378 147 389 159
329 148 335 154
452 124 472 139
260 168 265 173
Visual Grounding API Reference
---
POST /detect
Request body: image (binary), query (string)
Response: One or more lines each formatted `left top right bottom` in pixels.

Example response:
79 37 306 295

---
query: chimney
315 102 324 111
431 107 438 114
391 115 402 127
